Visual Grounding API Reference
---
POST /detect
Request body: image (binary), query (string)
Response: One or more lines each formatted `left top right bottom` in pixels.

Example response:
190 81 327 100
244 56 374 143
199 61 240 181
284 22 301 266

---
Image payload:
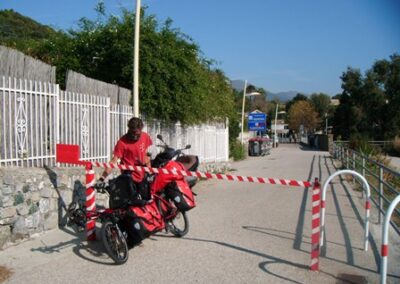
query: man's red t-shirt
113 132 152 182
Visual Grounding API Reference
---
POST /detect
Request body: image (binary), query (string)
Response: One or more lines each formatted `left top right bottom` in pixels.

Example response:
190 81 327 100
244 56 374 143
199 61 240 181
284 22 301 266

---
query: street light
240 80 261 144
273 105 286 148
133 0 141 117
273 103 278 147
325 113 328 134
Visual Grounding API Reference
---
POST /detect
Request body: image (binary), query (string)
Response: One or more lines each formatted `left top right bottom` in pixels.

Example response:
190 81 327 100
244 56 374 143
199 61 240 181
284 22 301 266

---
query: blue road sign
248 113 267 131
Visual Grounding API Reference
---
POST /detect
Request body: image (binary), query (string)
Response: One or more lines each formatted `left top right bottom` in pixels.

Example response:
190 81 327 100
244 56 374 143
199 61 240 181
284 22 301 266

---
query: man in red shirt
97 117 152 184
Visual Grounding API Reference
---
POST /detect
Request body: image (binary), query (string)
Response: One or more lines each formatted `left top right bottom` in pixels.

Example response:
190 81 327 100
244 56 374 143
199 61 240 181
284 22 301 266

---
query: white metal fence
0 77 58 167
143 120 228 163
59 91 110 162
0 76 229 167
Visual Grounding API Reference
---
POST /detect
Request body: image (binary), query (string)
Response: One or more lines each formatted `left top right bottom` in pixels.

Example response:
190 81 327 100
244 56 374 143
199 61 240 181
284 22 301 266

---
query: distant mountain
231 79 246 91
0 9 58 41
266 90 305 102
230 80 305 102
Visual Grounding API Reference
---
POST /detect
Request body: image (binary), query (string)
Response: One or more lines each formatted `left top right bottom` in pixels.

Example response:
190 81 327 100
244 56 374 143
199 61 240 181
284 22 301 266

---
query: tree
287 100 319 133
333 54 400 140
310 93 331 119
6 6 237 126
285 93 309 113
310 93 332 132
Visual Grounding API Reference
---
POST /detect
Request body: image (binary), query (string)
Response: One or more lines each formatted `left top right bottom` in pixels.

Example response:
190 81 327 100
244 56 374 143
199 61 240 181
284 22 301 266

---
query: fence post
361 157 365 199
106 98 111 161
352 151 356 183
55 84 60 166
379 167 383 224
85 163 96 241
380 194 400 284
310 177 320 272
346 149 349 169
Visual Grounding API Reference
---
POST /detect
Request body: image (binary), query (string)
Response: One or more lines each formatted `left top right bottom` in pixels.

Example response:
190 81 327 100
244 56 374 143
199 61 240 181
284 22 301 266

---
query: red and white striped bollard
85 163 96 241
310 177 320 271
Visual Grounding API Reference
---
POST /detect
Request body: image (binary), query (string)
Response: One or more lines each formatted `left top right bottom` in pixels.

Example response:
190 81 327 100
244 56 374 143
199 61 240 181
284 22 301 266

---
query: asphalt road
1 144 399 283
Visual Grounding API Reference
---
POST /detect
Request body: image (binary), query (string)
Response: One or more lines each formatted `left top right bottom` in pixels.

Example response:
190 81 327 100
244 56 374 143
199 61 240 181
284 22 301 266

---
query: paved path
1 144 400 283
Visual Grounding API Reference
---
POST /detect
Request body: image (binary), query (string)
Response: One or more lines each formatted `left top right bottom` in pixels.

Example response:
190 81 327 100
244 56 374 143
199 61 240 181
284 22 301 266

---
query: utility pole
133 0 141 117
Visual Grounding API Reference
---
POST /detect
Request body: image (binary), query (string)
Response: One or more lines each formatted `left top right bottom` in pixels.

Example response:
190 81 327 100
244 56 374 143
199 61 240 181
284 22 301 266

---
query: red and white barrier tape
89 161 313 188
310 178 320 272
85 164 96 241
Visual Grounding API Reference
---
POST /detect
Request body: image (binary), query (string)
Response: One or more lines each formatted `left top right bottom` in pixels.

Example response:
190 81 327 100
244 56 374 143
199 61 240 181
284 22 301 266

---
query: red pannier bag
165 180 196 211
126 201 165 241
151 161 196 211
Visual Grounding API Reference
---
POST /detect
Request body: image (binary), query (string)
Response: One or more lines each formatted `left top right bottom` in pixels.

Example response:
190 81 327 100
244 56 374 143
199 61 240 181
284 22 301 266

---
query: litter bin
248 139 262 156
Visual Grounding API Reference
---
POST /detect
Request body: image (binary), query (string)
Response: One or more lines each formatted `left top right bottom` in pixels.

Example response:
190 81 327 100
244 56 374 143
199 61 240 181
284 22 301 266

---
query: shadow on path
321 156 381 270
293 155 315 250
182 236 352 284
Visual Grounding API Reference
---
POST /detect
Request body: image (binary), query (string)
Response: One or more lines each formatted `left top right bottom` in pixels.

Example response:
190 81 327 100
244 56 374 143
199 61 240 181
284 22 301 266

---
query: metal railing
332 142 400 234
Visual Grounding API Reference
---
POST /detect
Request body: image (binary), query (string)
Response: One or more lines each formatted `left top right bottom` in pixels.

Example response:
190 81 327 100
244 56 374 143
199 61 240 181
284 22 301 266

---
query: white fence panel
0 76 229 167
0 76 58 167
59 91 110 162
142 118 228 164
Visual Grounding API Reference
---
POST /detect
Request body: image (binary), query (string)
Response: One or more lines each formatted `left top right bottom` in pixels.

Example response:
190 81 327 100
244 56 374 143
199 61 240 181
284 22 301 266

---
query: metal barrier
56 143 321 271
332 142 400 234
380 194 400 284
320 170 371 251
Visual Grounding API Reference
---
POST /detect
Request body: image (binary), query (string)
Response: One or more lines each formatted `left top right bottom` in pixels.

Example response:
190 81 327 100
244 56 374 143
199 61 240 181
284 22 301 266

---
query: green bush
349 134 380 157
229 140 246 161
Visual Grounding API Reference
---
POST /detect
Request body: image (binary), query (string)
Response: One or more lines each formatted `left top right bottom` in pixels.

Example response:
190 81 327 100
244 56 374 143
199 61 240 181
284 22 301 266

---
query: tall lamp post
240 80 260 144
325 113 328 134
241 80 248 144
273 103 278 147
133 0 141 117
273 105 286 147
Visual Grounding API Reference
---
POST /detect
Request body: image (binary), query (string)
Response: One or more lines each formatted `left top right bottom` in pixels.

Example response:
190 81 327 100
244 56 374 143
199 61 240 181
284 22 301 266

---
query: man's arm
144 153 151 168
99 155 119 180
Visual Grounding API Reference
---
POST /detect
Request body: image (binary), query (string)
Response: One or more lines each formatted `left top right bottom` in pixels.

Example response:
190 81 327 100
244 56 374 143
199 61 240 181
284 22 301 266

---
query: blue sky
1 0 399 96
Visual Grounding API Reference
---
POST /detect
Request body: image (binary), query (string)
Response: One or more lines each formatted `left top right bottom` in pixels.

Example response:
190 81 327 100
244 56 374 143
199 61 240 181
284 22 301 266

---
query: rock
0 217 16 225
31 191 41 202
3 175 14 185
0 207 17 219
38 181 44 190
22 184 31 193
58 174 70 188
44 212 58 230
60 190 73 205
0 226 11 249
40 188 53 198
39 198 50 214
12 216 27 235
1 186 13 195
2 196 14 207
16 203 29 216
25 212 41 229
49 198 58 211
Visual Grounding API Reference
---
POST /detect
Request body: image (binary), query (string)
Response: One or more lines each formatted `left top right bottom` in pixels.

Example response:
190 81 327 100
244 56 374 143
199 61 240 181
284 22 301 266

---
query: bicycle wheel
101 221 128 264
169 210 189 237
